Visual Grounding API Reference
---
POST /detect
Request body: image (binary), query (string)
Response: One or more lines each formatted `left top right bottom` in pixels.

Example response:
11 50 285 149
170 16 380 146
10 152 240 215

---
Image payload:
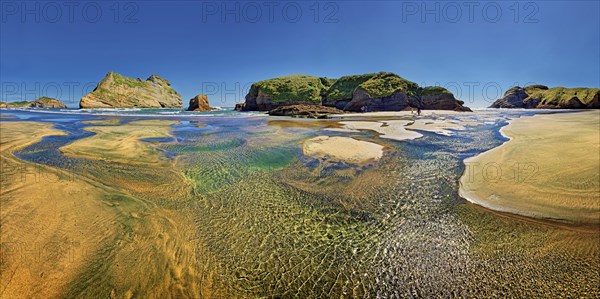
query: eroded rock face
421 94 472 111
586 94 600 109
268 104 343 118
79 72 182 108
187 94 211 111
340 89 421 112
244 90 321 111
488 87 531 108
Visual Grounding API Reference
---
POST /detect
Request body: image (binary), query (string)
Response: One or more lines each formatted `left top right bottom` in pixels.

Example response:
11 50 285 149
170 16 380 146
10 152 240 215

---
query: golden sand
459 111 600 224
60 120 178 165
302 136 384 164
0 121 217 298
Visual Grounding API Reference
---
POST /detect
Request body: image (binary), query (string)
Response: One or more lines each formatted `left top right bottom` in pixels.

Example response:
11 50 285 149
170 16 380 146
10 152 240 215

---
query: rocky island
79 72 182 108
0 97 67 109
187 94 213 112
237 72 471 116
489 85 599 109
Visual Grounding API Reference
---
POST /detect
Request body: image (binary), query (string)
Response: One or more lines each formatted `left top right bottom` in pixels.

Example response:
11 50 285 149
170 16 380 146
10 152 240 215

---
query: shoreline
458 110 600 225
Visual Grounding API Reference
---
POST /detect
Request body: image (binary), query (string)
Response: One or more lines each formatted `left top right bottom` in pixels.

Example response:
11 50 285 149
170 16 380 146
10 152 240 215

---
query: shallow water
1 108 598 298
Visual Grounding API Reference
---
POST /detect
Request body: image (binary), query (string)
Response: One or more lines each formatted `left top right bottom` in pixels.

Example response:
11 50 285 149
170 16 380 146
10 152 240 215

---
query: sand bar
60 119 178 165
459 111 600 224
302 136 384 164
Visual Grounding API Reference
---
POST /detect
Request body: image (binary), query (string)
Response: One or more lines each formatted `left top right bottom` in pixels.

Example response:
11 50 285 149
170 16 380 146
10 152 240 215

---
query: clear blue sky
1 1 599 108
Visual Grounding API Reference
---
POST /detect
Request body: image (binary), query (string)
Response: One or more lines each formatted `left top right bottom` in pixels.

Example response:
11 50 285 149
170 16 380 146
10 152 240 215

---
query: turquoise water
2 107 252 117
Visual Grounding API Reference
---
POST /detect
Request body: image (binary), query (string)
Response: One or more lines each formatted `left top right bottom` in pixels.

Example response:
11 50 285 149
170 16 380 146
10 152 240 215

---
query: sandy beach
459 110 600 224
302 135 384 163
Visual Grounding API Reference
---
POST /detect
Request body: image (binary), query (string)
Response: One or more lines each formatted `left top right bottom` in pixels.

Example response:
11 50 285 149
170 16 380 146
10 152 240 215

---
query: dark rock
421 93 472 111
341 89 421 112
586 93 600 109
234 103 246 111
488 87 530 108
268 104 344 118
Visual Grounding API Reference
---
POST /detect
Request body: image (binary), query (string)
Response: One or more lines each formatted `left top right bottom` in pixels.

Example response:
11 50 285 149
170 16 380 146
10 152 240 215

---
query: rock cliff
419 87 472 111
240 72 471 113
243 75 333 111
323 72 421 111
489 85 599 109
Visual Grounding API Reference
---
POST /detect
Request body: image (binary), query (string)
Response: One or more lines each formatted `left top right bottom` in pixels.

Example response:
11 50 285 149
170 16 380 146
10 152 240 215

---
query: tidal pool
0 109 598 298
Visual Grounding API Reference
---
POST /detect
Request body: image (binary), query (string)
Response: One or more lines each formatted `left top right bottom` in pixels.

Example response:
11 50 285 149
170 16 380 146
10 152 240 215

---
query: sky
1 0 599 108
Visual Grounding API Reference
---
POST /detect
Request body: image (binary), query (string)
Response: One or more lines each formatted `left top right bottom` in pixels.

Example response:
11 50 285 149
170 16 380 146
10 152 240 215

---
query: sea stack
187 94 212 112
79 72 182 108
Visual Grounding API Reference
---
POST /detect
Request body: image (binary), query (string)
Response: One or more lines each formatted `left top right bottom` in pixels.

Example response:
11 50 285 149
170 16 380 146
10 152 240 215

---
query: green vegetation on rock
319 77 337 89
326 74 375 100
110 72 146 88
249 75 329 104
80 72 182 108
327 72 419 100
523 85 549 95
243 72 471 112
419 86 452 96
525 87 600 105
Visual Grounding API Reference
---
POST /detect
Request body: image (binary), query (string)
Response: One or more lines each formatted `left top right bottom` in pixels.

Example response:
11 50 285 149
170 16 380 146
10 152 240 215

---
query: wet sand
81 119 120 125
60 120 178 165
1 110 598 298
459 111 600 224
0 121 216 298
